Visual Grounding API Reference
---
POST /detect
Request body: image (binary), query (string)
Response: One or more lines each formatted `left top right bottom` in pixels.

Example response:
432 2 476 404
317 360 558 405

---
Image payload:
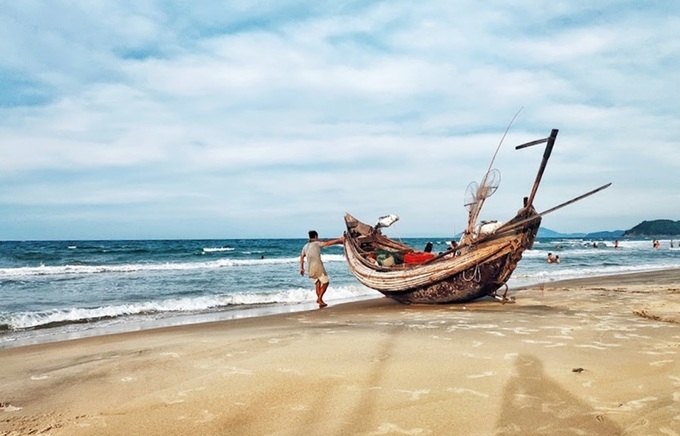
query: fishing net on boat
464 169 501 212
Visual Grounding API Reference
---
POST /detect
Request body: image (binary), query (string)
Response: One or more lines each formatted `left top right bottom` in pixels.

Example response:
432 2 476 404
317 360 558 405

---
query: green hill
585 230 625 239
623 219 680 236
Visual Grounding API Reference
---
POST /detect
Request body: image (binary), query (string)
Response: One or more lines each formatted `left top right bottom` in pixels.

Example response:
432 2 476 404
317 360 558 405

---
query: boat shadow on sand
495 354 621 434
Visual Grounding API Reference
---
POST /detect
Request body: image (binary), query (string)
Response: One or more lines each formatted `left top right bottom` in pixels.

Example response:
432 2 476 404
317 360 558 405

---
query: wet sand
1 270 679 435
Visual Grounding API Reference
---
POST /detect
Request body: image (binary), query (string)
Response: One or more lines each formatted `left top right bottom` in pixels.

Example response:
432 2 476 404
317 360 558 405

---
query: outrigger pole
498 182 612 235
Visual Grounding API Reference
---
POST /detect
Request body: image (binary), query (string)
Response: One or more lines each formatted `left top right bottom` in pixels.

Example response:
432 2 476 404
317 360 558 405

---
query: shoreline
0 295 378 350
2 268 680 350
1 268 679 435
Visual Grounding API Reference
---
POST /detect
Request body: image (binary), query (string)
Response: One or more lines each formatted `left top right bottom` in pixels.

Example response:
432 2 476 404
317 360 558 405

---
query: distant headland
623 219 680 237
539 219 680 239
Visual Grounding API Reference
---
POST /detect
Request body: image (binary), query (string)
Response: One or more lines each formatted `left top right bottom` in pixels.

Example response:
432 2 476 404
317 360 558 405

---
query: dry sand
1 270 680 435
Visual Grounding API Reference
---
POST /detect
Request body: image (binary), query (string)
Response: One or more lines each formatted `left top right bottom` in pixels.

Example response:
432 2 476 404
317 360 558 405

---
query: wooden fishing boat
342 128 611 304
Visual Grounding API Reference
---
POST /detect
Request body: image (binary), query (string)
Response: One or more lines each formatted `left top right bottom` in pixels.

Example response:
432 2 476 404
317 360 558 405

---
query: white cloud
0 1 678 239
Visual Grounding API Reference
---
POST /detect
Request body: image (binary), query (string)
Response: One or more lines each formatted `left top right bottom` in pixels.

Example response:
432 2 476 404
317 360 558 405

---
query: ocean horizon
2 236 679 349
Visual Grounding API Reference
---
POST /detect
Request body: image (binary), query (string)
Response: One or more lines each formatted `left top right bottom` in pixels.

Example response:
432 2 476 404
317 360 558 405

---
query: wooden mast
517 128 559 210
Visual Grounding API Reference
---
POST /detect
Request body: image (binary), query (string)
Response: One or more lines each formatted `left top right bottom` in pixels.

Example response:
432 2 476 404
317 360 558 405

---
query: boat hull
385 239 530 304
343 211 541 304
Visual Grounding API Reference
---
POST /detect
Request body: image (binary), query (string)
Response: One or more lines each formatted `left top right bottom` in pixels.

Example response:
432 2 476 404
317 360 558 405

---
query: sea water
1 237 679 348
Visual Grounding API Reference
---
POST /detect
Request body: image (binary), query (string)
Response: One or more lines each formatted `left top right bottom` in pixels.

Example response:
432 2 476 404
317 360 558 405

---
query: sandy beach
1 270 679 435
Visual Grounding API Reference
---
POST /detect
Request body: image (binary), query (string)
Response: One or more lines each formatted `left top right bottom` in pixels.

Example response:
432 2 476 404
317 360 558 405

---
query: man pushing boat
300 230 344 308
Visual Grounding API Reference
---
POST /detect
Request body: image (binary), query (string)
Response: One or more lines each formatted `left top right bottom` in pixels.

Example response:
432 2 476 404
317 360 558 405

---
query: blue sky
1 1 678 240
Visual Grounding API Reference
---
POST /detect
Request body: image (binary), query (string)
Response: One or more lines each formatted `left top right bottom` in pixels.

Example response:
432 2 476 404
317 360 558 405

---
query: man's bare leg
318 282 329 308
314 280 321 304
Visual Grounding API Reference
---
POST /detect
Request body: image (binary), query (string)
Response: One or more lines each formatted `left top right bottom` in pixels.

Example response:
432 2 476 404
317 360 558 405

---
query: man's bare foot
318 302 328 308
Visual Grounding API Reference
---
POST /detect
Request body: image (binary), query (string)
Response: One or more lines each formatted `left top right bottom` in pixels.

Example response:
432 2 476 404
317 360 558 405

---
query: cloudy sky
1 1 678 240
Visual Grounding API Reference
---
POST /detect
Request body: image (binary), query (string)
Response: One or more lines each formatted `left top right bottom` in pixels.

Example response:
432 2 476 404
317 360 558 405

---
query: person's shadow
496 354 621 435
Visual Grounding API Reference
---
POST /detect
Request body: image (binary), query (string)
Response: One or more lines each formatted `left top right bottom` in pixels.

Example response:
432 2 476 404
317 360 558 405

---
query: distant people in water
671 240 675 248
614 240 619 249
547 253 560 264
653 239 661 249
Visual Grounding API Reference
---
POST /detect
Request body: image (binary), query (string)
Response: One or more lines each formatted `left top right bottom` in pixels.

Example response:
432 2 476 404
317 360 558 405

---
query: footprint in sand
225 351 248 358
406 323 438 330
160 352 180 358
163 387 207 405
176 410 215 423
575 344 609 350
621 397 658 411
510 327 539 335
368 422 429 435
30 375 49 380
467 371 495 379
447 387 489 398
545 342 567 348
223 366 253 375
396 389 429 401
522 339 553 345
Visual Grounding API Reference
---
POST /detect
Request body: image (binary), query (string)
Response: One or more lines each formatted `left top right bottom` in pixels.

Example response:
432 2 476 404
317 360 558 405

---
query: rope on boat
462 263 481 282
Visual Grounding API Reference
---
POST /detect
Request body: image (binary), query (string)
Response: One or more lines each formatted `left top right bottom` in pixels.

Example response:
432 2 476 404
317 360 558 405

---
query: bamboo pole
523 129 558 209
497 182 613 235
